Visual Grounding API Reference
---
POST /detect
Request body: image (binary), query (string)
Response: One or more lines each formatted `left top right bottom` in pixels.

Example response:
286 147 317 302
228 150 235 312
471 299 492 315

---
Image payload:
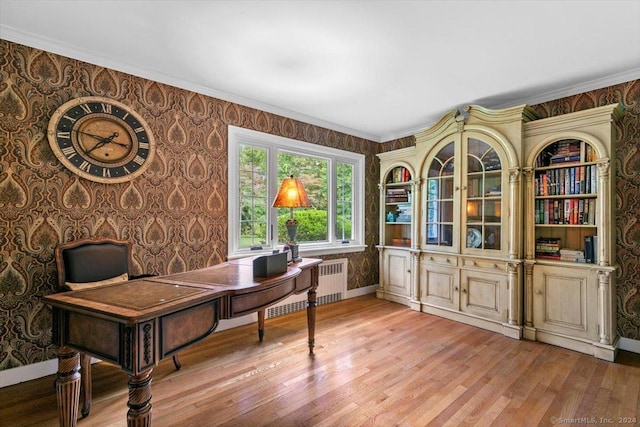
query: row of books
535 139 596 167
387 167 411 183
385 188 411 203
535 198 596 225
535 237 561 259
535 236 598 263
535 165 597 196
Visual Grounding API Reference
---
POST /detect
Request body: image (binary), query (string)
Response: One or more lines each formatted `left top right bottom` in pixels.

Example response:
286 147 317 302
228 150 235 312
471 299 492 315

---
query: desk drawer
230 278 296 316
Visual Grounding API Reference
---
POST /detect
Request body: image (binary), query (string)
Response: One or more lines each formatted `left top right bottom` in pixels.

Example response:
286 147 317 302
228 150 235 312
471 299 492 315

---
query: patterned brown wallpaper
381 81 640 343
0 40 381 369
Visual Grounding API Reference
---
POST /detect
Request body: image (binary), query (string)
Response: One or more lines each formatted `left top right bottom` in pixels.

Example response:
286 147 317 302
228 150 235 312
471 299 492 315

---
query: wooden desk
44 257 322 427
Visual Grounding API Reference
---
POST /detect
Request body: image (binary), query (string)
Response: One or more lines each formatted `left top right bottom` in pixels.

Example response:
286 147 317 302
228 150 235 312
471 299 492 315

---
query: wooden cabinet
378 104 621 357
413 106 532 339
377 147 417 305
377 105 534 338
379 248 413 303
523 104 623 361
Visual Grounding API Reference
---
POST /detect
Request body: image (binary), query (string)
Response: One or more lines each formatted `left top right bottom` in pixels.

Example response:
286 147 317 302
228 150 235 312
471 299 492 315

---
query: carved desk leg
55 347 81 427
306 287 317 354
127 369 153 427
258 309 265 342
79 353 92 418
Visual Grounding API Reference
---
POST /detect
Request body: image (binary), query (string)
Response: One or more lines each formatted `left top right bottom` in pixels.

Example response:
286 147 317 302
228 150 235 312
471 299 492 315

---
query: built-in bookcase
384 166 413 247
377 147 417 305
533 139 599 263
523 104 624 361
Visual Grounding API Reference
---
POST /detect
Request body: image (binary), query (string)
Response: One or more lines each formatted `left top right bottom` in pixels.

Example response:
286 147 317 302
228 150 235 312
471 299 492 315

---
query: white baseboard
619 337 640 354
346 284 378 298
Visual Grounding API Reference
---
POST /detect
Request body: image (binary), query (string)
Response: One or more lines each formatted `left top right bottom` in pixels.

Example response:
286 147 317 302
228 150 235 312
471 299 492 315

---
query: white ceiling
1 1 639 142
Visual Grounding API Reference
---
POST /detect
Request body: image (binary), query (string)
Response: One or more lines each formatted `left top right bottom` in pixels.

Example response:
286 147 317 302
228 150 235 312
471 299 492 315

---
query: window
228 126 365 259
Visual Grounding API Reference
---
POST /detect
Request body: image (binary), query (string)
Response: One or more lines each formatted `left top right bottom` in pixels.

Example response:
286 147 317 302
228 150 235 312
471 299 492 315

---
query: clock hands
73 129 130 150
86 132 120 153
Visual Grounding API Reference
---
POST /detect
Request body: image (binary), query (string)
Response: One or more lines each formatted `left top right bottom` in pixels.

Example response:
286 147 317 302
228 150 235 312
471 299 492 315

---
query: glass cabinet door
425 142 455 247
464 138 502 251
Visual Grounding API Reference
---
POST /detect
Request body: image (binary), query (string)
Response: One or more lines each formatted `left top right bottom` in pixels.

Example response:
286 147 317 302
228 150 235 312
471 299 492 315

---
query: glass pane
441 200 454 222
468 176 482 198
427 201 438 223
427 179 439 200
484 172 501 196
466 226 483 249
429 142 455 177
483 150 501 171
277 152 328 243
441 177 454 199
484 200 501 222
440 224 453 246
238 145 268 249
336 162 353 241
468 138 487 158
442 158 454 176
484 225 501 250
427 224 438 244
467 201 482 222
468 156 483 173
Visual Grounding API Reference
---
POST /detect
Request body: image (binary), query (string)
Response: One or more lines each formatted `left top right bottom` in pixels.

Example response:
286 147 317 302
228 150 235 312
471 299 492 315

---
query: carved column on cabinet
508 169 520 259
412 178 422 251
596 160 611 266
522 168 534 260
377 182 385 247
597 269 613 345
506 262 520 325
409 178 422 305
524 262 534 328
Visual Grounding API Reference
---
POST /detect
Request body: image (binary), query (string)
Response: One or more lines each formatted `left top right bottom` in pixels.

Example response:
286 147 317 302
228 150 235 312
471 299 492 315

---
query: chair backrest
55 237 132 289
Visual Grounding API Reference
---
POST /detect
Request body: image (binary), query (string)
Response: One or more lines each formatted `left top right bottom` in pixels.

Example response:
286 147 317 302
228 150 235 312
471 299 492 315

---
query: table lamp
272 175 311 261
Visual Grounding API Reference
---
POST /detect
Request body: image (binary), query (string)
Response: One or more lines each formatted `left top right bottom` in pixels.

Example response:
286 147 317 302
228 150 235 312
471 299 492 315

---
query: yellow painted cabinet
408 105 532 339
523 104 623 361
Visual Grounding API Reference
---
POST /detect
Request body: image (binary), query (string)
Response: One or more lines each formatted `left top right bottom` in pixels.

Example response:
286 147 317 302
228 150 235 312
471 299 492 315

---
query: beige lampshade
272 175 311 208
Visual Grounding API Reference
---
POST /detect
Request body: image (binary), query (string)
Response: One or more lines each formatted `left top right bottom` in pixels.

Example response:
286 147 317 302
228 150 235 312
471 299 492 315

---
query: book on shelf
388 167 411 184
535 198 596 225
560 248 585 263
536 237 561 259
584 235 598 264
385 188 410 203
536 139 593 168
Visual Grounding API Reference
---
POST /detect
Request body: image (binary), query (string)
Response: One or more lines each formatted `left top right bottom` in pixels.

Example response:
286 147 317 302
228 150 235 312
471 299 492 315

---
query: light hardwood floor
2 294 639 426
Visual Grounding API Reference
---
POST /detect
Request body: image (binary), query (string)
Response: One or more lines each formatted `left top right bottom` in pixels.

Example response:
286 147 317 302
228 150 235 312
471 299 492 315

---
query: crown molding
2 25 638 144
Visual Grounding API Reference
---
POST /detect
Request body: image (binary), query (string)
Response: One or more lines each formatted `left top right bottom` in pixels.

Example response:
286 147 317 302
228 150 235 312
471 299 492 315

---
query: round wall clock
47 96 155 183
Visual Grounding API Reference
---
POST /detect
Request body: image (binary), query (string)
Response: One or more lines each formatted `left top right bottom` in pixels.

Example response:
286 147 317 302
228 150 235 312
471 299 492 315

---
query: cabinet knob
454 286 459 292
535 289 542 295
407 269 411 273
462 289 467 294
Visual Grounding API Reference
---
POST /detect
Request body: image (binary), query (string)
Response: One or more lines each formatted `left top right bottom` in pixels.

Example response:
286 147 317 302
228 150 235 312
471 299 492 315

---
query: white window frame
228 125 365 259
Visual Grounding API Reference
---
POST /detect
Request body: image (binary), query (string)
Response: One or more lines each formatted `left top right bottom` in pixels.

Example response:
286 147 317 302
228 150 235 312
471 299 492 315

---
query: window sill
228 244 366 260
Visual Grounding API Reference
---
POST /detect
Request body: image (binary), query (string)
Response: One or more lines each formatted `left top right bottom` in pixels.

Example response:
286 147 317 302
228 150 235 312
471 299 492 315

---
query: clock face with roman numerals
47 96 155 183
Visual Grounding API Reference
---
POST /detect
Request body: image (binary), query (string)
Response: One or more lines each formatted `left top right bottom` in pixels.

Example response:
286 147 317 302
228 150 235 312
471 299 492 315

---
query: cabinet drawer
421 253 458 266
462 258 506 271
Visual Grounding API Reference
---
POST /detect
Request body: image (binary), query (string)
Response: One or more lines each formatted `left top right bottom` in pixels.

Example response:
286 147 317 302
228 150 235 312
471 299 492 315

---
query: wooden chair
54 237 181 417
